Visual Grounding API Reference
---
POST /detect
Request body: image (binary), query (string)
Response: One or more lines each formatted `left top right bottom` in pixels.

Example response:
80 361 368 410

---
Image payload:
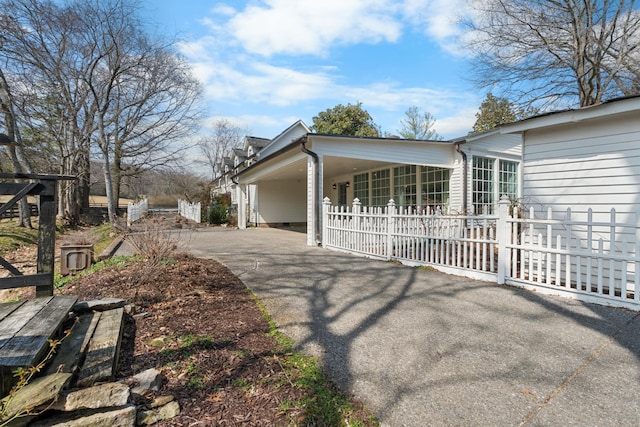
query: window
472 157 494 214
472 157 519 214
393 165 417 207
421 166 450 211
371 168 390 207
353 172 369 206
499 160 518 202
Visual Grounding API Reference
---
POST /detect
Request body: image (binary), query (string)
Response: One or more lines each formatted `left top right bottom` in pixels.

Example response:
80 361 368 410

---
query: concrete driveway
132 227 640 426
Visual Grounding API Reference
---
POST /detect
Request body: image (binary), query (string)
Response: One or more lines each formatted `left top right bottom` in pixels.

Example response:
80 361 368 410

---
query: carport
234 132 459 246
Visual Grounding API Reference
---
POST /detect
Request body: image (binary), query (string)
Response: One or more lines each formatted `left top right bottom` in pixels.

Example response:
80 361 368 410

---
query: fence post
386 199 396 260
322 197 331 248
497 195 511 284
353 198 361 252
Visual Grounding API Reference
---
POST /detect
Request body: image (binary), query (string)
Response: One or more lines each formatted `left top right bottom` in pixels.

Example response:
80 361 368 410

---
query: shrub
207 194 231 225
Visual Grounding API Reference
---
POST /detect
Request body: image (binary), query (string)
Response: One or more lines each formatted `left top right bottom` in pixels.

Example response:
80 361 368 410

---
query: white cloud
176 1 482 140
434 106 478 137
221 0 402 57
401 0 472 56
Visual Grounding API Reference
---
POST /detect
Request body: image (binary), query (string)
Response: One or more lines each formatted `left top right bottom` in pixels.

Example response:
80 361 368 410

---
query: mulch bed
64 254 376 426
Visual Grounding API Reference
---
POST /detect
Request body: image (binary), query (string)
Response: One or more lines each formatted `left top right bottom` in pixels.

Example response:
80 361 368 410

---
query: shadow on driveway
178 227 640 426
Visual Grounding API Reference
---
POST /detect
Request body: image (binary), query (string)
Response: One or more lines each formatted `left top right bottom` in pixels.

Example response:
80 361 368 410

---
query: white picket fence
178 199 201 223
322 196 640 310
127 198 148 226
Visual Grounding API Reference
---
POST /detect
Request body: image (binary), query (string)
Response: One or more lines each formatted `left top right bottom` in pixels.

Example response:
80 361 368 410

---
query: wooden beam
0 183 36 216
0 274 52 290
0 173 75 181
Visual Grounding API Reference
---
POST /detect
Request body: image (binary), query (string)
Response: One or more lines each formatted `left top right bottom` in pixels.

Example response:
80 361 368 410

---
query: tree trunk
0 67 33 228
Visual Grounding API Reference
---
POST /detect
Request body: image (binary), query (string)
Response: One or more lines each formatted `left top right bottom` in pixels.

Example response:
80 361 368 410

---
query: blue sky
143 0 480 140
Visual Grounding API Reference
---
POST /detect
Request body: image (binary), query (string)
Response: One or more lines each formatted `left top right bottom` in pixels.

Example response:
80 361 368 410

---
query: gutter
299 135 321 245
454 140 468 214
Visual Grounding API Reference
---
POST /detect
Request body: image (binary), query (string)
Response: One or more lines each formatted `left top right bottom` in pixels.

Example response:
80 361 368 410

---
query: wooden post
36 178 56 297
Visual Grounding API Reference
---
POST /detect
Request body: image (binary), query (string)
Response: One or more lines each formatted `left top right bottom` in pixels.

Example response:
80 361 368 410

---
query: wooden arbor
0 173 74 297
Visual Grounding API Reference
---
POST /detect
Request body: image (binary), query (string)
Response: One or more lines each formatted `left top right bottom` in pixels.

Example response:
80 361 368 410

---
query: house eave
500 95 640 134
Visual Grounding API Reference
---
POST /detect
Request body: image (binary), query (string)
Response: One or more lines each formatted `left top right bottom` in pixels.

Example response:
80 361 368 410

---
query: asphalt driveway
126 227 640 426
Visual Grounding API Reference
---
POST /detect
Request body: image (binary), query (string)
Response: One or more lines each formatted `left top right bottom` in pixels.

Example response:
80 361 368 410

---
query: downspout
300 135 321 245
455 141 468 214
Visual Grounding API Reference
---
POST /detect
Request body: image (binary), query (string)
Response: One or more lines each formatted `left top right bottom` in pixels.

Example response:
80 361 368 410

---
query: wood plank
0 298 51 352
44 311 101 376
0 295 77 367
0 274 52 290
0 301 25 323
76 307 124 387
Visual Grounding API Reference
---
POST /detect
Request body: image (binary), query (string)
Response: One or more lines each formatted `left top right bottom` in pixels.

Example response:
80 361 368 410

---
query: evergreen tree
311 102 380 137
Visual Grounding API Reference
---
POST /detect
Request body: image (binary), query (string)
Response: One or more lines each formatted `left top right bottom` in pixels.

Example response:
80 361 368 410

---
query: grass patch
0 221 39 256
54 256 139 289
251 291 379 426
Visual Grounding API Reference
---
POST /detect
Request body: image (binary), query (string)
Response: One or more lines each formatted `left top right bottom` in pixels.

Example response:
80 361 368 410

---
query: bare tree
0 0 202 224
397 106 443 140
198 119 246 180
76 0 202 223
464 0 640 109
0 68 33 227
0 0 96 223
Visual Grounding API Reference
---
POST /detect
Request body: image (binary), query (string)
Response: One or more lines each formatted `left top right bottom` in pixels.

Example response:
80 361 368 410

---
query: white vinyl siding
521 112 640 222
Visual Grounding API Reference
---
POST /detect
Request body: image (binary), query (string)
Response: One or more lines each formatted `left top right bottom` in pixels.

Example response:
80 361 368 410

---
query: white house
213 96 640 309
500 95 640 226
231 122 522 246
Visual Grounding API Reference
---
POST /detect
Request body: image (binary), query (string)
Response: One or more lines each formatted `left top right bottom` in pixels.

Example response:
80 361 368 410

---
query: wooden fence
323 196 640 310
0 203 38 219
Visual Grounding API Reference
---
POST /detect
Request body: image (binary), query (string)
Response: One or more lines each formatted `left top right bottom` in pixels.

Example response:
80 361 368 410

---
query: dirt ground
1 237 376 425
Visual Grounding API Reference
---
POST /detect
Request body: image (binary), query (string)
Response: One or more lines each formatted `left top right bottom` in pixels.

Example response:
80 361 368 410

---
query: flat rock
0 373 72 422
149 395 174 409
50 382 130 411
130 368 166 397
30 405 136 427
137 401 180 425
73 298 126 313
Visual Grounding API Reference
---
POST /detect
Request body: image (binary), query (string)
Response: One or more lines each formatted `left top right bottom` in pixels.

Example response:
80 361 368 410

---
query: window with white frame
371 168 390 206
353 172 369 206
421 166 450 211
472 156 494 214
499 160 518 202
393 165 417 207
472 157 519 214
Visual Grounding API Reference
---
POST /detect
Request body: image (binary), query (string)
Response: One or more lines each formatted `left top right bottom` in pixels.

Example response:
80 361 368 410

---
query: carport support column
238 184 248 230
306 153 323 246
